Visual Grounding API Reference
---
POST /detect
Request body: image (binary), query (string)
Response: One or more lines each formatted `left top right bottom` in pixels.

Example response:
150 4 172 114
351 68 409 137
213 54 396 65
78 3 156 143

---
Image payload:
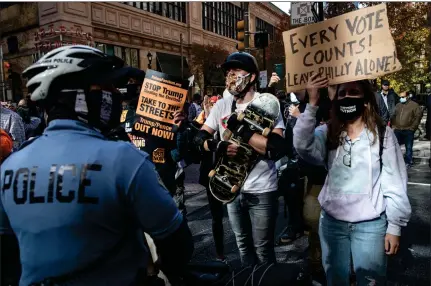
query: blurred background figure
0 129 13 162
378 80 397 122
392 91 423 169
16 99 42 139
188 93 203 122
0 102 25 150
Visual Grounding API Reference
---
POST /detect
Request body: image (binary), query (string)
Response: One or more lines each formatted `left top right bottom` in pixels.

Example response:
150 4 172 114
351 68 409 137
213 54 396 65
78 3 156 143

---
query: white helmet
23 45 123 102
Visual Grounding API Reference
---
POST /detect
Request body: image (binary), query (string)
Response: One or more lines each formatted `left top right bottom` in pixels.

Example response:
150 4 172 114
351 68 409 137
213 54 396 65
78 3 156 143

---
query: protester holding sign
293 75 411 285
120 72 188 216
283 3 402 93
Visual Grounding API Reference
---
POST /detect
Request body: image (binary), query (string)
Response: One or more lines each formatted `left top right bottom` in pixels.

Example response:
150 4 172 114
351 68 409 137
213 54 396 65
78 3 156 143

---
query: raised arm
293 73 329 166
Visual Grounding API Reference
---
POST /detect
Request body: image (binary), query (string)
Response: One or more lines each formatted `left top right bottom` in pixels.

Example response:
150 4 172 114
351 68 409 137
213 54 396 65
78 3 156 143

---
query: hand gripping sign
133 70 188 141
282 3 402 92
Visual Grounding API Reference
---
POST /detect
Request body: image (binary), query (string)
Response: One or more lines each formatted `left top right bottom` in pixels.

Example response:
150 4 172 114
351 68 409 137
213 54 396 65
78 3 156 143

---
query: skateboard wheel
208 170 216 178
223 129 232 141
262 127 271 137
237 112 245 122
231 185 239 193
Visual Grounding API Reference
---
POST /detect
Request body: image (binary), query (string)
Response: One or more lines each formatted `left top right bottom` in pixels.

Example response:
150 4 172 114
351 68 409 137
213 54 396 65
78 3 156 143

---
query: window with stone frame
123 2 187 23
202 2 242 39
255 17 275 41
95 43 140 68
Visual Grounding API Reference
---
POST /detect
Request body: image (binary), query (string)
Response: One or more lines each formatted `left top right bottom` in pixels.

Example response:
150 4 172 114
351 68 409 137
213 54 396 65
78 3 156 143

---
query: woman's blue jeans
319 210 388 286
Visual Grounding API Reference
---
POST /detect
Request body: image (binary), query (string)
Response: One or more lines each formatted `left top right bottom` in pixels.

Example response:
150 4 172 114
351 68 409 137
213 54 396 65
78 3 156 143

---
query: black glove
227 114 254 144
206 140 230 154
104 126 131 142
227 113 241 131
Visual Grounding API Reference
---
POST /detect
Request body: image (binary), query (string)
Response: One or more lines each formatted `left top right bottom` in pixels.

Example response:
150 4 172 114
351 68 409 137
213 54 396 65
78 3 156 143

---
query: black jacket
377 90 398 119
374 92 390 125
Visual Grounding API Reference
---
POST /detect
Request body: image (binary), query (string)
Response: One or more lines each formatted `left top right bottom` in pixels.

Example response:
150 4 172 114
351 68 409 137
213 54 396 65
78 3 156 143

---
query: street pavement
183 140 431 285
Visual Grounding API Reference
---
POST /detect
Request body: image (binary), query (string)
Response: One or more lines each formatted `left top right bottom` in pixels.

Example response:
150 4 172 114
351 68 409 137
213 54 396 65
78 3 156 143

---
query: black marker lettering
357 37 366 54
288 33 298 51
355 59 364 76
356 16 367 35
328 24 339 40
345 62 352 75
346 40 356 56
303 52 312 67
335 44 346 60
314 50 324 65
309 32 318 47
375 9 385 29
346 17 358 36
364 59 373 75
376 57 386 71
325 49 333 62
319 29 330 44
298 37 308 49
384 56 392 72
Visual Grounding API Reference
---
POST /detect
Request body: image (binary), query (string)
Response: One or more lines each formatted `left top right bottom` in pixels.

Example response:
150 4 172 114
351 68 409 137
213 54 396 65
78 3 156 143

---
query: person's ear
251 73 256 82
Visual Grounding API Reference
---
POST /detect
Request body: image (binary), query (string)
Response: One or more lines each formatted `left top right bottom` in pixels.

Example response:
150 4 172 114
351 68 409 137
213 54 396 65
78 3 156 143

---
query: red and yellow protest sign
133 70 188 141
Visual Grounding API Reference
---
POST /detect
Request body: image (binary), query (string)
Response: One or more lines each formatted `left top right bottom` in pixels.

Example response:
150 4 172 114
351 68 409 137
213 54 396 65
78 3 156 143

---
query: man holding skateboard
194 52 285 266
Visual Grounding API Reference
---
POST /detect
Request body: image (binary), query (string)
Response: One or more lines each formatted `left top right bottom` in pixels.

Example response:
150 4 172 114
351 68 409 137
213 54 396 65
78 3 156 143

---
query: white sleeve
204 100 221 132
274 112 285 130
381 127 411 236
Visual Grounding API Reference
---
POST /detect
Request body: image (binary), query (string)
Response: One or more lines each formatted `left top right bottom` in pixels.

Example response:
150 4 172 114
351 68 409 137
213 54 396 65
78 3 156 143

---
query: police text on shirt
2 164 101 205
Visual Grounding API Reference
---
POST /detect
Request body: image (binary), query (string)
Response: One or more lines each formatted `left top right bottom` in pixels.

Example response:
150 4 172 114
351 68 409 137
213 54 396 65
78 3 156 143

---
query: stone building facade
0 2 286 98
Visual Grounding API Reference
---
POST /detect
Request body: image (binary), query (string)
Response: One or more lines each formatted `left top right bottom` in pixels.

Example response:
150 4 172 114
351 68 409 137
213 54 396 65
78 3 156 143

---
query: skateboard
208 93 280 203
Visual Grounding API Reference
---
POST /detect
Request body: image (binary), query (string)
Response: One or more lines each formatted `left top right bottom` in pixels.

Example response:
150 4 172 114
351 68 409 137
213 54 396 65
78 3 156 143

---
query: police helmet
23 45 124 102
22 45 126 131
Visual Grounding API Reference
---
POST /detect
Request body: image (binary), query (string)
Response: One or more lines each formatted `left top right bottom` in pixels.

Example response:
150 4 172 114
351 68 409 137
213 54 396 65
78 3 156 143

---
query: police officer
0 46 193 286
120 75 188 216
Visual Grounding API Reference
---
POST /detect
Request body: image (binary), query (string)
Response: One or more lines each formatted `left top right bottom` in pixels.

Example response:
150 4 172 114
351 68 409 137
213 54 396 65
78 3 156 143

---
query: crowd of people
0 44 427 286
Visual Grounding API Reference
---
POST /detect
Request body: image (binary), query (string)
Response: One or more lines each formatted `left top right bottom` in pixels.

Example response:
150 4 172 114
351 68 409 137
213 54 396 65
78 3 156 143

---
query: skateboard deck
209 93 280 203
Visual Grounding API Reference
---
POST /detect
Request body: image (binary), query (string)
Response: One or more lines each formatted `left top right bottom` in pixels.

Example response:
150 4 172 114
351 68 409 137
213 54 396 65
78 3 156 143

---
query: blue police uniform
0 119 183 286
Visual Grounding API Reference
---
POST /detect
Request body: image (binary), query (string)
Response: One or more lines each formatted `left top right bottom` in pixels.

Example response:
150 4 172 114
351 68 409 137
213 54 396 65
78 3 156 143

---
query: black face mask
86 89 123 132
336 97 365 121
17 107 31 123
